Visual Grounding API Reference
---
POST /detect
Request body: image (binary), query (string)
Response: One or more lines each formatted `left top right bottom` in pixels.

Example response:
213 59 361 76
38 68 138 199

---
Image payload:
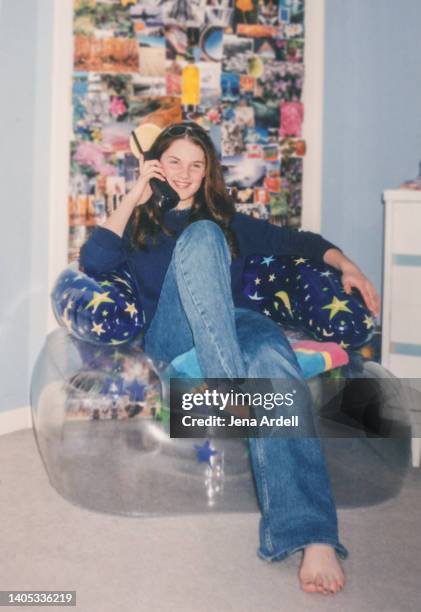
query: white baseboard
0 406 32 436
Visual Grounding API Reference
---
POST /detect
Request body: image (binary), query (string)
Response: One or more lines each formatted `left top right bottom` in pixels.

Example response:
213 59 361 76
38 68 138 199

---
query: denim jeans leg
234 308 349 562
145 222 348 562
145 220 247 378
143 256 195 366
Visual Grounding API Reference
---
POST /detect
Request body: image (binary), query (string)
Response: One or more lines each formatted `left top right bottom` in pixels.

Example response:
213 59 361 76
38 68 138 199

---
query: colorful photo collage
69 0 306 261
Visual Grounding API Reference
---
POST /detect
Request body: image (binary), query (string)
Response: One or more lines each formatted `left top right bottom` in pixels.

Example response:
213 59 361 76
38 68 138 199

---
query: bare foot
298 544 345 595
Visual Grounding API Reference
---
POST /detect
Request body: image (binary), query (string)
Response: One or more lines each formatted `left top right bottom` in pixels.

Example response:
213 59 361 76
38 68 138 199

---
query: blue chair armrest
242 255 375 350
51 262 145 347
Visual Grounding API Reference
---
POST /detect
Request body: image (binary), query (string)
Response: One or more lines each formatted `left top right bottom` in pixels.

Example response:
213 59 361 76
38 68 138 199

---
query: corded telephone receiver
130 128 180 213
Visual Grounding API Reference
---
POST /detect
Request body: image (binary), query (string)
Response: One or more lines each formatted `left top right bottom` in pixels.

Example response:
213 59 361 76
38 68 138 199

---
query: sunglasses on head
163 123 210 140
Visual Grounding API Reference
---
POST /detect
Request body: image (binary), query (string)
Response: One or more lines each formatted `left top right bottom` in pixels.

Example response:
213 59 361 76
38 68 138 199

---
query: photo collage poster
69 0 306 261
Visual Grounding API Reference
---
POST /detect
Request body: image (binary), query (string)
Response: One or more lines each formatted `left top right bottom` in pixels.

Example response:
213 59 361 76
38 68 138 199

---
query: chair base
30 329 412 516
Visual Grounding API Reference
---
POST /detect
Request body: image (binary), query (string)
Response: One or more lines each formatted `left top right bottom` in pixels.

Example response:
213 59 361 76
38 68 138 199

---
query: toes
332 575 345 593
299 568 346 596
320 574 340 595
300 576 341 596
331 577 346 594
315 575 328 595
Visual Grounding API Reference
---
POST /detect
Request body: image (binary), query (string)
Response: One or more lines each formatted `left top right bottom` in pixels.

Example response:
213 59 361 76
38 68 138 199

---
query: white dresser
382 190 421 465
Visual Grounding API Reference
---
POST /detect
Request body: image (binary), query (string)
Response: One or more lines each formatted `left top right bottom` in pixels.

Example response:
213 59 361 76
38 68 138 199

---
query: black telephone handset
131 130 179 213
143 150 180 212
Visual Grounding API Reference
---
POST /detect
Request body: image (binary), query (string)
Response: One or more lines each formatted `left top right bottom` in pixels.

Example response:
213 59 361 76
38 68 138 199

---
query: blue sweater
79 209 339 335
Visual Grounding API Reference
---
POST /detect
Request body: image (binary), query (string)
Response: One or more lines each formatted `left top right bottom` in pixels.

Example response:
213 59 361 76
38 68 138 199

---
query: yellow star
363 314 374 329
124 302 138 318
85 291 115 314
339 340 350 349
98 280 114 287
322 296 353 320
254 277 261 285
91 322 106 336
294 257 307 265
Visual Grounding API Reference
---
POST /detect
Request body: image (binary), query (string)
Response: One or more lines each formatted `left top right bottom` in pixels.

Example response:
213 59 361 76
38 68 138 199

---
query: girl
80 121 380 595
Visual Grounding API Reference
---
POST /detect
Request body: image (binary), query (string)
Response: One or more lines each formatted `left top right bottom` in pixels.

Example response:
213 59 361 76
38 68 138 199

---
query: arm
323 248 381 317
79 156 166 275
233 212 341 262
234 213 380 317
323 248 354 271
79 222 132 276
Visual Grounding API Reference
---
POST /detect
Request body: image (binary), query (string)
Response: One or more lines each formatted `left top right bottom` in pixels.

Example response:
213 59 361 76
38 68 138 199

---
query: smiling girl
80 121 380 595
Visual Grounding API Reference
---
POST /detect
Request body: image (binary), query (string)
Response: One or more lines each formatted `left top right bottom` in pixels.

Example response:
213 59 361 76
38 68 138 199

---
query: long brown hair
128 121 240 258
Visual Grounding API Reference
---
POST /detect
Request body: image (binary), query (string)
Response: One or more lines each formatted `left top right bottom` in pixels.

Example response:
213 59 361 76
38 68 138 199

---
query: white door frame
47 0 73 333
302 0 325 233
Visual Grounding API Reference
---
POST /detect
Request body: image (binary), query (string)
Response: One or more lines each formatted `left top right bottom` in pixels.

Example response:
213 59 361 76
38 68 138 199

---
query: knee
246 339 303 381
181 220 223 240
175 220 230 260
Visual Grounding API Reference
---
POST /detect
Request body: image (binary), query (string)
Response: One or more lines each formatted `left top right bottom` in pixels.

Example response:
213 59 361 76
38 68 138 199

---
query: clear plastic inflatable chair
30 258 412 516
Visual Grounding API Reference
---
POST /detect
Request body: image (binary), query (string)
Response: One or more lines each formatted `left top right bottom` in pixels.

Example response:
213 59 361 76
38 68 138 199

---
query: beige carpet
0 428 420 612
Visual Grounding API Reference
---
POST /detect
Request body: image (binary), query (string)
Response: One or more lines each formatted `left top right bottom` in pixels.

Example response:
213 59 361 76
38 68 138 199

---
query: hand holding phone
130 130 180 212
129 156 165 207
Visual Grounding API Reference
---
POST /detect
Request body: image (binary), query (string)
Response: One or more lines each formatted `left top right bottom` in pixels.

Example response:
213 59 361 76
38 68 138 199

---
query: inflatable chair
30 254 412 516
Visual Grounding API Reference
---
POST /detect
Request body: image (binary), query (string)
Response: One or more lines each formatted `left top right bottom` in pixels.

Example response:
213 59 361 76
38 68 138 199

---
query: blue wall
0 0 53 414
0 1 37 412
322 0 421 299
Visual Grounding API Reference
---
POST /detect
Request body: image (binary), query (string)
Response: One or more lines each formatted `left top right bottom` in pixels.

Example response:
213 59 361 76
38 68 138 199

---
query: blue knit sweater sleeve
79 224 132 275
231 212 341 262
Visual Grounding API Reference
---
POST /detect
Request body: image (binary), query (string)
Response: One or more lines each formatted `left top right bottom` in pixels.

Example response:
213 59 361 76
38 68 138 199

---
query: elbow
78 257 103 277
78 246 109 276
78 257 118 277
78 235 128 275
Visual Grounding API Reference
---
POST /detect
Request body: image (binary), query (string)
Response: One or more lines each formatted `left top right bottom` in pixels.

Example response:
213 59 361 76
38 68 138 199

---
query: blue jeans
144 220 348 562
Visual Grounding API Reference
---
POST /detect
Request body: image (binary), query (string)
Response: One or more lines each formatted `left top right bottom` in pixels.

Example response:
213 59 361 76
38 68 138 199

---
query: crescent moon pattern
274 290 293 317
248 291 265 301
242 254 376 350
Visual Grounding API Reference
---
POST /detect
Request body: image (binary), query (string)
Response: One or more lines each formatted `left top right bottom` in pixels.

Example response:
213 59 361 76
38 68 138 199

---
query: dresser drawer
391 266 421 306
390 304 421 345
389 354 421 378
391 202 421 255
